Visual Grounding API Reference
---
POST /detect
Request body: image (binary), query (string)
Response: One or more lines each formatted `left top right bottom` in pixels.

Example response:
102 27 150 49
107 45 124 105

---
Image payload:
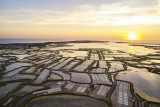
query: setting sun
128 33 137 40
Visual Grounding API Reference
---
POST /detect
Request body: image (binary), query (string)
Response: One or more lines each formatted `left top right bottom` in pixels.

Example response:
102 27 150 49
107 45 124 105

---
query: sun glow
128 33 137 40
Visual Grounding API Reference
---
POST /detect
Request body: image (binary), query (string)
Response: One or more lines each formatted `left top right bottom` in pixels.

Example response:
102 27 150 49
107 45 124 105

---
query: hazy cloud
0 0 160 26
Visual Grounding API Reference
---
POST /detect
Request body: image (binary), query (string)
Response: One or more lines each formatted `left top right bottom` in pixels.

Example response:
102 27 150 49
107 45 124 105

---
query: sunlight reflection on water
48 42 158 56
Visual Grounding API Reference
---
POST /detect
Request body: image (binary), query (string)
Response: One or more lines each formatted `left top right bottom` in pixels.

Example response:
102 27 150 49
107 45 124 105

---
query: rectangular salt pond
59 50 88 57
5 62 32 72
0 82 22 99
71 72 91 83
4 54 30 60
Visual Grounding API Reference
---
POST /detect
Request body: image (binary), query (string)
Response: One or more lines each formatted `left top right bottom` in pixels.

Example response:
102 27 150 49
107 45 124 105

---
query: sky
0 0 160 40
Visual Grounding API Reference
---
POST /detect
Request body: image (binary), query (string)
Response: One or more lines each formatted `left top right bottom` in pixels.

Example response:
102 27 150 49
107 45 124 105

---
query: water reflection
71 72 91 83
116 67 160 102
59 50 88 57
0 82 22 99
51 70 70 80
128 46 135 53
5 62 32 72
26 94 108 107
48 42 158 56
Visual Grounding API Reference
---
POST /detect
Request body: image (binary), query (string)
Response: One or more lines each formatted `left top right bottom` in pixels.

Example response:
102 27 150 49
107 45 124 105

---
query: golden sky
0 0 160 40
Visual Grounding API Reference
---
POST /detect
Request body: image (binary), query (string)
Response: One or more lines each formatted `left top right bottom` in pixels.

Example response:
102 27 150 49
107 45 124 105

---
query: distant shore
0 40 107 49
0 38 160 44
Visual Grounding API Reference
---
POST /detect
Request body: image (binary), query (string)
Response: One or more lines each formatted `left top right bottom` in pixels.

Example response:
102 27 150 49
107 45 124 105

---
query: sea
0 38 63 44
0 38 160 44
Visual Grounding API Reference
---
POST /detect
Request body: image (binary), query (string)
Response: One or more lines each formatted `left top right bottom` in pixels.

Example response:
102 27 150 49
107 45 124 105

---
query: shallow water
0 82 22 99
25 94 108 107
51 70 70 80
0 41 160 105
116 67 160 102
48 42 158 56
59 50 88 57
9 54 30 60
71 72 91 83
5 62 32 72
